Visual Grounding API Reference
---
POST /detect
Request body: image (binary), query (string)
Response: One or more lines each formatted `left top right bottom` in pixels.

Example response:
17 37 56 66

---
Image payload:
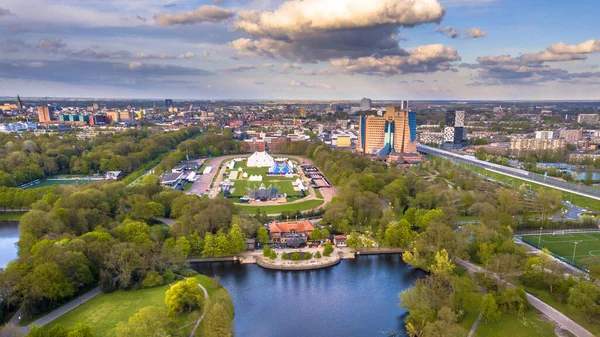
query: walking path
467 312 483 337
188 283 209 337
456 259 595 337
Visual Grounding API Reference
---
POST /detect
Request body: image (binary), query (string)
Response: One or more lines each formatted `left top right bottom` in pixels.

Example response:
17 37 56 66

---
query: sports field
519 231 600 269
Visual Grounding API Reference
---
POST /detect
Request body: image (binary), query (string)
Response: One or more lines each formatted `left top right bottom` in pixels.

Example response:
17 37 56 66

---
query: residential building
558 129 583 143
535 131 554 140
568 151 600 162
510 139 566 154
360 97 372 110
358 106 417 156
577 114 599 125
37 106 52 123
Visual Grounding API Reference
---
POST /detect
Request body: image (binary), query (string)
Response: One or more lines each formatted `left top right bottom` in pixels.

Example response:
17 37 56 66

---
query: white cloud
221 64 257 72
154 5 235 26
330 44 460 76
436 25 460 38
289 80 333 90
547 40 600 54
465 27 487 38
128 62 142 70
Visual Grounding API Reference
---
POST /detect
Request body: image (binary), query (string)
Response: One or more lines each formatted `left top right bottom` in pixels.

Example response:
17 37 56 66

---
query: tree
188 232 204 256
486 253 521 290
66 324 94 337
203 302 233 337
422 306 466 337
345 232 363 250
202 232 216 258
116 306 174 337
290 252 300 261
165 278 205 317
430 249 455 278
263 245 271 257
214 231 232 257
568 281 600 323
257 227 269 244
315 251 322 259
310 228 323 241
323 242 334 256
536 189 562 222
228 224 247 254
480 294 501 323
385 220 413 248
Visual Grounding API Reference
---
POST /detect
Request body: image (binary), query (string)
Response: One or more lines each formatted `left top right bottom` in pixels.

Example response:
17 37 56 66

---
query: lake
0 221 19 268
193 254 425 337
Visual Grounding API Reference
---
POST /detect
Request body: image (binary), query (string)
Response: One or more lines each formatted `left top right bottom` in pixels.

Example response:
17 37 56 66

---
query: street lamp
572 241 581 264
538 227 543 248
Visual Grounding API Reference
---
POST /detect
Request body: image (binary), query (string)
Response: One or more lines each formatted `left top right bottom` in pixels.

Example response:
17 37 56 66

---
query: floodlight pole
538 227 543 247
572 241 580 264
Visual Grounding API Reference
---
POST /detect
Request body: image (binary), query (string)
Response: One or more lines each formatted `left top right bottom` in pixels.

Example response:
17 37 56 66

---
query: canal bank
0 220 20 268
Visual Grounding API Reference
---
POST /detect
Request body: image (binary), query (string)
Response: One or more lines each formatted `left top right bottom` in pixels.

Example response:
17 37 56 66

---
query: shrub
269 251 277 260
290 252 300 261
162 270 176 284
178 268 198 278
304 252 312 260
282 252 289 260
142 271 164 288
323 242 334 256
263 245 271 257
315 251 322 259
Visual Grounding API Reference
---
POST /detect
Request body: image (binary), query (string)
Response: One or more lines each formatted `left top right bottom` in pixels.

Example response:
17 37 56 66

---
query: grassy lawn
460 163 600 211
0 212 25 221
522 285 600 335
519 232 600 269
474 310 556 337
34 179 96 188
184 182 193 192
237 199 324 214
315 188 323 199
48 275 224 337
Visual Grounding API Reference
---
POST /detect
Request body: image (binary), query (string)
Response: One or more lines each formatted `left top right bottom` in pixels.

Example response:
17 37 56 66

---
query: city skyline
0 0 599 100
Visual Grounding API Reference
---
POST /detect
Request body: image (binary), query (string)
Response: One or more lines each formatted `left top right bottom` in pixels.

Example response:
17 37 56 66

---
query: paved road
456 259 595 337
418 144 600 202
188 283 209 337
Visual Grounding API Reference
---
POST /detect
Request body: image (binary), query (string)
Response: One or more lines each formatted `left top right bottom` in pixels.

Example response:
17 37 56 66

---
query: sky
0 0 599 100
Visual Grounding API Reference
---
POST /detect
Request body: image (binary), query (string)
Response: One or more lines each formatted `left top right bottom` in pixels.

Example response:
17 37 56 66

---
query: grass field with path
48 275 228 337
237 199 324 214
519 232 600 269
473 311 556 337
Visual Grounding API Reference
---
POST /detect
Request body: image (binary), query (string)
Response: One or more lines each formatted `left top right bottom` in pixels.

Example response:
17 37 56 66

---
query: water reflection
192 254 424 337
0 221 19 268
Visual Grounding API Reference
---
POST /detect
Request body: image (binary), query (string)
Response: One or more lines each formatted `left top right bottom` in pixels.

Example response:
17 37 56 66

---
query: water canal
193 254 425 337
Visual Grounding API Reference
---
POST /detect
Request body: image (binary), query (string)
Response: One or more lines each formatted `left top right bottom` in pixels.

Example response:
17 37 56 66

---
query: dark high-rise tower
165 99 173 110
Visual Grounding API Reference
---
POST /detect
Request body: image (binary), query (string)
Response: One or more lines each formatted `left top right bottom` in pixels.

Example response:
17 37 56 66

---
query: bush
290 252 300 261
323 242 334 256
162 270 176 284
304 252 312 260
315 251 322 259
282 252 289 260
178 268 198 277
142 271 164 288
100 269 117 293
269 251 277 260
263 245 271 257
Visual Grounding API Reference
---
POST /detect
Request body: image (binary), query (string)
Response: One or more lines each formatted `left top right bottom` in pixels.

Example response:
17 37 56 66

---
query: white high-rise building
360 97 372 110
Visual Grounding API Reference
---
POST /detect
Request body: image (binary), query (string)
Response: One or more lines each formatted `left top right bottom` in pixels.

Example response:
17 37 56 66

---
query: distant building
358 106 417 156
577 114 599 125
299 107 307 117
568 151 600 162
360 97 372 110
107 111 134 123
535 131 554 140
165 99 173 110
510 139 566 154
247 151 275 167
558 129 583 143
37 106 53 123
443 110 466 145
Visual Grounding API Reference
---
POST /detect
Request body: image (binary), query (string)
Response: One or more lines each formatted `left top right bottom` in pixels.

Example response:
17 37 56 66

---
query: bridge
417 144 600 202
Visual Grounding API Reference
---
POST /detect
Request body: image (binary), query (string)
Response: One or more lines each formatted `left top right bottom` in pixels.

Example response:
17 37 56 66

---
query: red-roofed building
269 220 314 243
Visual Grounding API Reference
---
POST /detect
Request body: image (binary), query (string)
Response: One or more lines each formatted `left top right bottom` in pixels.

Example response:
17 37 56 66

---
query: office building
358 106 417 156
535 131 554 140
37 106 52 123
165 99 173 110
444 110 466 144
107 110 134 123
577 114 599 125
360 97 372 110
400 100 409 110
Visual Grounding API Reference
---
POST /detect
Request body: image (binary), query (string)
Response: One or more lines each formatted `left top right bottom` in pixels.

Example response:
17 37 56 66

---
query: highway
417 144 600 202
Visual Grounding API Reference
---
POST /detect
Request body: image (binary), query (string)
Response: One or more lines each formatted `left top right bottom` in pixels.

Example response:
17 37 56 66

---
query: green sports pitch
519 231 600 270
